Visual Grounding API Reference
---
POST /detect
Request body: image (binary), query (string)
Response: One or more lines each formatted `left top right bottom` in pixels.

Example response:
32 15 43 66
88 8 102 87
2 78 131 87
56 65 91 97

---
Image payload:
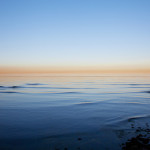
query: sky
0 0 150 74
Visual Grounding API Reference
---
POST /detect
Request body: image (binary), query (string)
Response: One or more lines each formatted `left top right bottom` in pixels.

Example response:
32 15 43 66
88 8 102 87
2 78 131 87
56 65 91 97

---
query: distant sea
0 74 150 150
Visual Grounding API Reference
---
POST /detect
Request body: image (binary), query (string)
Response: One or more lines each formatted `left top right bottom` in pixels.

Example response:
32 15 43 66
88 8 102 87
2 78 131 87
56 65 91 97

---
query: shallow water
0 74 150 150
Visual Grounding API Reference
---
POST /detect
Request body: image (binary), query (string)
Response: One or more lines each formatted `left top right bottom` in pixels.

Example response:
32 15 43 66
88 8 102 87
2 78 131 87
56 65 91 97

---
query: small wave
8 86 23 88
123 115 150 123
101 92 123 94
26 83 46 86
2 86 50 89
109 84 150 86
126 102 147 105
128 87 150 88
0 91 21 93
128 115 150 122
0 86 5 88
75 102 96 105
40 91 81 94
143 91 150 93
56 92 81 94
0 85 23 89
55 87 96 89
128 84 150 86
109 115 150 125
129 84 150 86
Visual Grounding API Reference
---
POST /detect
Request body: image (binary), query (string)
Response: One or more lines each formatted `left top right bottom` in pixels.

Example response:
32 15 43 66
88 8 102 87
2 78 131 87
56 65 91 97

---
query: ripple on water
0 91 21 94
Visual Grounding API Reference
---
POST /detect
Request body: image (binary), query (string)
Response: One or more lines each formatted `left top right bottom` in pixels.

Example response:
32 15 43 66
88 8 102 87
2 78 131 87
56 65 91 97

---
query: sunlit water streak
0 75 150 150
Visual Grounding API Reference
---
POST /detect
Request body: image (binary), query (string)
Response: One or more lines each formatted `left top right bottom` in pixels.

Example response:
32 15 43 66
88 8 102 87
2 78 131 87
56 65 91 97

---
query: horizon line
0 66 150 74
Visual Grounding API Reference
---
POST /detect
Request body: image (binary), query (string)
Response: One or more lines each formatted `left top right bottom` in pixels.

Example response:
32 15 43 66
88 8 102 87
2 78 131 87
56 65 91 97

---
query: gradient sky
0 0 150 73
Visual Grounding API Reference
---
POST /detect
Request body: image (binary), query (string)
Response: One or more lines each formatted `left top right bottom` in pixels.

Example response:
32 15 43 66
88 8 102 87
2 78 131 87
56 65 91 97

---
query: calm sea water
0 74 150 150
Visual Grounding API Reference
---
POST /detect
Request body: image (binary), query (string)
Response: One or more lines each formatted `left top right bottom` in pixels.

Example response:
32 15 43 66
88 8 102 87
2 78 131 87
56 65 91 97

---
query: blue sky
0 0 150 72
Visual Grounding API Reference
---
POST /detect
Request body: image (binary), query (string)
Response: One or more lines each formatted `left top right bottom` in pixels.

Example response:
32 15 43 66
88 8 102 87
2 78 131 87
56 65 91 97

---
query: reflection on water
0 74 150 150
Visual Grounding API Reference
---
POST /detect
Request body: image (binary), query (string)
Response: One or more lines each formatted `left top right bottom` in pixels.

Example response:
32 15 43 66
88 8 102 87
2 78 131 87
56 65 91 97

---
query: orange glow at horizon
0 66 150 74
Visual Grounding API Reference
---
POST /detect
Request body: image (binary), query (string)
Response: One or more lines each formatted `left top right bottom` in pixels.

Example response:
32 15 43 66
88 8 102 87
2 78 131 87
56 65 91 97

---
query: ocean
0 74 150 150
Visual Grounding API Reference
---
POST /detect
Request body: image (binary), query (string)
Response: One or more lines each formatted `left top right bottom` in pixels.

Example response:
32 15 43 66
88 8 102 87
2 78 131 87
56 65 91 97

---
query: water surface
0 74 150 150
